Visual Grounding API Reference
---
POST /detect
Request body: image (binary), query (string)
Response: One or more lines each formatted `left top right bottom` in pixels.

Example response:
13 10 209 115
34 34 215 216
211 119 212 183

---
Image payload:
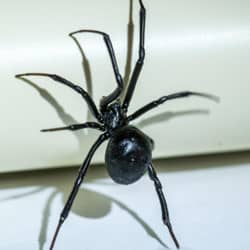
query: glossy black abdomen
105 126 153 185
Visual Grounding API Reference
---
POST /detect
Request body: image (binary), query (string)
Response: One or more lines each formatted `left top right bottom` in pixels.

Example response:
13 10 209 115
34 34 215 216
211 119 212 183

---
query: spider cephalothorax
16 0 218 249
103 102 128 132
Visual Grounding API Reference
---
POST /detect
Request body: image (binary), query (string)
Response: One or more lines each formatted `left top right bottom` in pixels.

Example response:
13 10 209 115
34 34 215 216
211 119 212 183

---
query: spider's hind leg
50 132 110 249
148 163 180 249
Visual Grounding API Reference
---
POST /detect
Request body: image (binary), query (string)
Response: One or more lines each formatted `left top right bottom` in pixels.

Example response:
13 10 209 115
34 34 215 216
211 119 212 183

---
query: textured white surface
1 0 250 172
0 153 250 250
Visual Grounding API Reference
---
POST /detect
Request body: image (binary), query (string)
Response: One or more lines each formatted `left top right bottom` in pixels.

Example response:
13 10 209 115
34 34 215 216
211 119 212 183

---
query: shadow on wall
16 0 212 160
16 0 135 152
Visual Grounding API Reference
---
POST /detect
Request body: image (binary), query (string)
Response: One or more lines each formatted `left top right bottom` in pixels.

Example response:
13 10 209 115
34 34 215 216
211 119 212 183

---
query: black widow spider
16 0 218 249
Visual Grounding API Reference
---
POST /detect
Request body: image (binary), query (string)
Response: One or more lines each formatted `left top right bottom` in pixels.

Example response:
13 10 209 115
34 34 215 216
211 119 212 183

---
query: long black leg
41 122 105 132
148 163 180 249
128 91 219 122
122 0 146 112
15 73 103 123
50 132 110 250
69 30 123 112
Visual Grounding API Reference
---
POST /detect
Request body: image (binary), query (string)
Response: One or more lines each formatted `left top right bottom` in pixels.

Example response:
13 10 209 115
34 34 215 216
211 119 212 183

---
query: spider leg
15 73 103 123
148 163 180 249
127 91 219 122
41 122 105 132
50 132 110 250
69 30 124 112
122 0 146 112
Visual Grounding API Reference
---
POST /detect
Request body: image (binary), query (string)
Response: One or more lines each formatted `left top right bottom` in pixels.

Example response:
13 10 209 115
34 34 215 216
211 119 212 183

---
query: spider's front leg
127 91 219 122
15 73 103 123
50 132 110 250
148 163 180 249
123 0 146 112
69 30 124 112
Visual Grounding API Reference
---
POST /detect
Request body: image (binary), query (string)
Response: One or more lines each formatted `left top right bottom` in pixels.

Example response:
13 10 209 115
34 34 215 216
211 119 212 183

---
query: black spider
16 0 218 249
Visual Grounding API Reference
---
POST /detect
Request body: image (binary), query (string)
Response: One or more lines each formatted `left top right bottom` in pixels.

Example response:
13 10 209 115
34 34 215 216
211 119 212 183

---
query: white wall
1 0 250 172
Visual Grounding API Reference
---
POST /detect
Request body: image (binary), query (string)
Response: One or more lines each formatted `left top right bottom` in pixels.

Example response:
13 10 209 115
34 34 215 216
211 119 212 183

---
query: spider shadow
69 34 94 122
135 109 210 129
2 151 250 250
122 0 134 98
69 0 134 109
0 167 168 250
17 0 135 153
69 0 135 105
18 77 92 152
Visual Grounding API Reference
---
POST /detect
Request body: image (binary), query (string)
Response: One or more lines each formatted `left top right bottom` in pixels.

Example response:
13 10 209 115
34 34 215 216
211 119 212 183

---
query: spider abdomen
105 126 153 185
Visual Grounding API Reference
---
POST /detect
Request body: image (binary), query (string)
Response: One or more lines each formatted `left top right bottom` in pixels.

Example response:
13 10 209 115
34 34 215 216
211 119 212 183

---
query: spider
16 0 218 249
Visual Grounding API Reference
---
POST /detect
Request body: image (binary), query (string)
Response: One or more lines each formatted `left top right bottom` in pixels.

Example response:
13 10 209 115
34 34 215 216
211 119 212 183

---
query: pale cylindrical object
0 0 250 172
